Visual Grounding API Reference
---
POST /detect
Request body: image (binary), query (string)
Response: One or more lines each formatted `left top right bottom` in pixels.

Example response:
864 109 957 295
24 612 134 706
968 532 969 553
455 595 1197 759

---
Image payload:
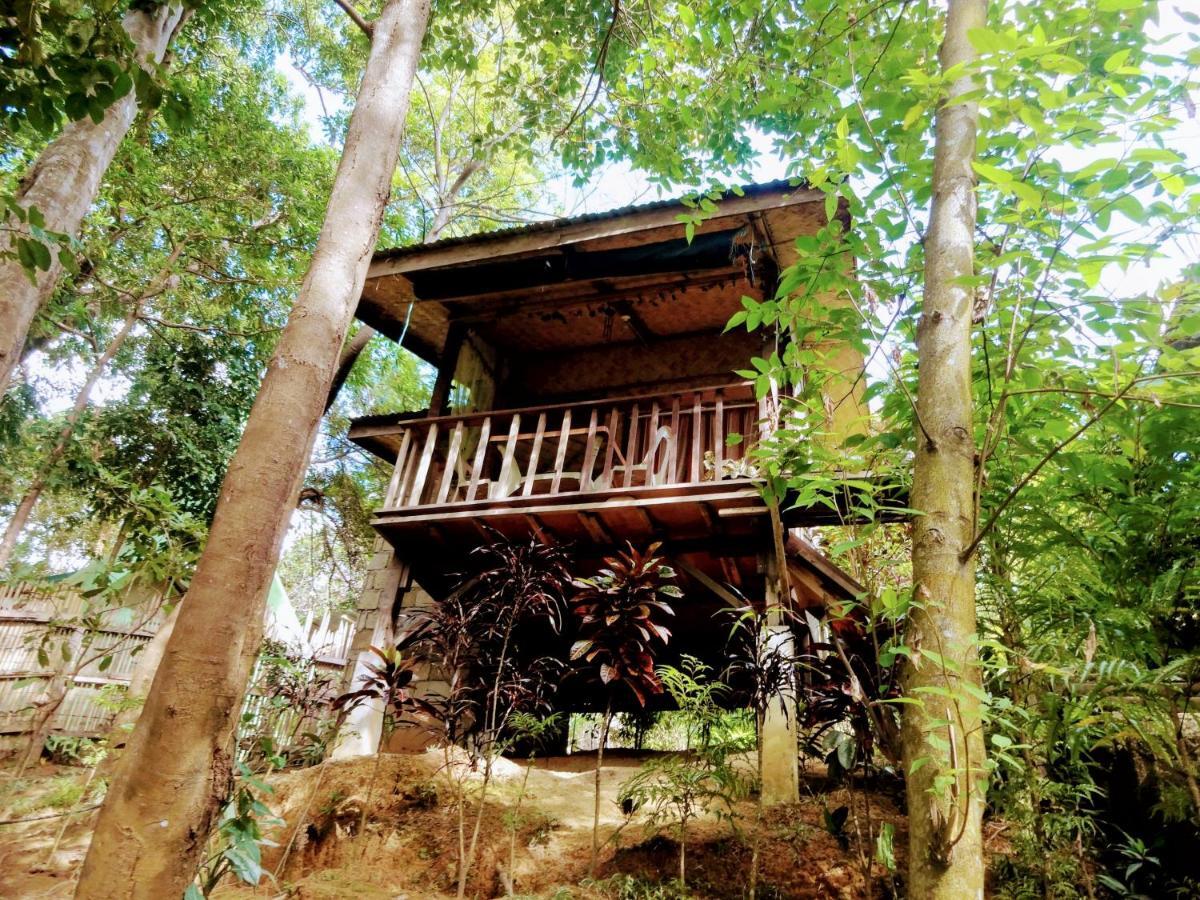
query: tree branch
332 0 373 37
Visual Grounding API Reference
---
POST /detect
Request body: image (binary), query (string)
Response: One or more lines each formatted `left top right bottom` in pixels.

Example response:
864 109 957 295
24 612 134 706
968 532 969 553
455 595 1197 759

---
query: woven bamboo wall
0 581 354 754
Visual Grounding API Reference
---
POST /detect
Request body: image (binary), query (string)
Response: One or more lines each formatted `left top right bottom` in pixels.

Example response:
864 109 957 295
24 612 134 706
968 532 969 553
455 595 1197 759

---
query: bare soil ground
0 751 910 899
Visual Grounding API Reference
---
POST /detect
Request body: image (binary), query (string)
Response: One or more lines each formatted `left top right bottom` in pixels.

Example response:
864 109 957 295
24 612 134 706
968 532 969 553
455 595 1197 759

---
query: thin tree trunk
18 629 85 773
74 2 432 894
0 300 142 569
900 1 988 898
590 700 613 877
0 3 187 399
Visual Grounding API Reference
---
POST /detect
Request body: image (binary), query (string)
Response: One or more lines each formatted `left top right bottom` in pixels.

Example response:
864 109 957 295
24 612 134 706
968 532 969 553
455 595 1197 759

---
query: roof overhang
357 180 835 366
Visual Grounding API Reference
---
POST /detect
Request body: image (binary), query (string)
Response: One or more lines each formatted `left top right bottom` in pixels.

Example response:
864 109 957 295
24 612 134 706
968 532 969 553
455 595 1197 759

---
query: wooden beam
719 555 743 588
577 511 614 544
677 559 745 609
524 513 557 545
719 506 769 518
427 322 466 415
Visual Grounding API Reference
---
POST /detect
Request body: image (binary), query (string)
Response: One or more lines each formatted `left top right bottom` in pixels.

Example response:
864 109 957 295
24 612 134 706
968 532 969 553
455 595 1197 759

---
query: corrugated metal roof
374 178 803 261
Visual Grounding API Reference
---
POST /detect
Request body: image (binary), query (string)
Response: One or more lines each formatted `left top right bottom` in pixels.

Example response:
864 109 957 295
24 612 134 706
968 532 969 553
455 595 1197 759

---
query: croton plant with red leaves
570 542 679 707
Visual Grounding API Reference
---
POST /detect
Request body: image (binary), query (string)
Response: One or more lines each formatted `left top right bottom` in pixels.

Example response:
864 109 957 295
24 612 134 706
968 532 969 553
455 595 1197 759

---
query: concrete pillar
759 558 800 805
332 537 408 759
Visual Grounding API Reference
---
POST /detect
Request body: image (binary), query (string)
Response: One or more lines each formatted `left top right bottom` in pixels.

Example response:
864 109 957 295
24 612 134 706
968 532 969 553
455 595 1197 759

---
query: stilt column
760 557 800 805
332 537 408 758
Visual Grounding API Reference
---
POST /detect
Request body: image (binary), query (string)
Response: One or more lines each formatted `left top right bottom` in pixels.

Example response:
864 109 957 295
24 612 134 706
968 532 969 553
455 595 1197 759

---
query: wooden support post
427 323 466 415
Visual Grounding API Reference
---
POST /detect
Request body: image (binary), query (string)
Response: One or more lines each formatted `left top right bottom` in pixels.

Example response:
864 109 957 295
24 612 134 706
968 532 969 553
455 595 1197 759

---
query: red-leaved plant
570 541 679 874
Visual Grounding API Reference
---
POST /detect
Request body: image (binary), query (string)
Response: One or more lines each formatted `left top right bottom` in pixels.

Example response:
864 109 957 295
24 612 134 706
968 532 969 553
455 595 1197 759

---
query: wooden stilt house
339 181 869 766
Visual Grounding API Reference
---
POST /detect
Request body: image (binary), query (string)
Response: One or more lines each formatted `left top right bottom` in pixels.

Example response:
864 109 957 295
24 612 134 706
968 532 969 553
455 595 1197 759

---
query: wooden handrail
379 383 764 512
351 381 756 436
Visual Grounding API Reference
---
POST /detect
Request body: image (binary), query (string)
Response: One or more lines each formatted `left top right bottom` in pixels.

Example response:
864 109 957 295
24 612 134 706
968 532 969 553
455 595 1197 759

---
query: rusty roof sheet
373 178 803 261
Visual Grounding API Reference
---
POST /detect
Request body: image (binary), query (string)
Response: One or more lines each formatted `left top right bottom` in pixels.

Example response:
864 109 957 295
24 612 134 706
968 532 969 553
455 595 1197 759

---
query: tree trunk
900 1 988 898
590 700 613 877
0 3 187 400
0 300 142 569
74 1 431 894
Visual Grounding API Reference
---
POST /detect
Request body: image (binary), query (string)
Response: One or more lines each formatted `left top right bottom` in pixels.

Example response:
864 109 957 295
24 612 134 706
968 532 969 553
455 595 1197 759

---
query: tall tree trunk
900 1 988 898
0 301 143 569
0 3 187 400
74 1 431 895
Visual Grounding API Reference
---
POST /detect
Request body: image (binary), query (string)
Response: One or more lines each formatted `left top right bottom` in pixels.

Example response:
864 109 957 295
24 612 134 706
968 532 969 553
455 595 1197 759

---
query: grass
3 774 89 820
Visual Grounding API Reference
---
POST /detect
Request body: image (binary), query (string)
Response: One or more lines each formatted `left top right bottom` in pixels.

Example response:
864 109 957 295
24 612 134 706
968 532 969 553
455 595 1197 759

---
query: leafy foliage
571 542 678 707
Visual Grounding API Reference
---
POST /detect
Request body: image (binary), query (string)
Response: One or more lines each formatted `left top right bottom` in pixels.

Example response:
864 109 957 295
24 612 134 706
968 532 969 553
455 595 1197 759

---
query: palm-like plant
570 541 679 875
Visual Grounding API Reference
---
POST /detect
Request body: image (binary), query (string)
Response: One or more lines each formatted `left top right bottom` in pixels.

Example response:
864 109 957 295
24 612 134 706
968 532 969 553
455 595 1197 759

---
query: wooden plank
550 408 572 493
496 413 522 498
579 408 600 490
372 484 764 528
601 407 620 489
713 390 724 476
436 421 466 503
466 416 492 502
690 394 703 483
668 397 681 483
718 506 768 518
384 428 412 507
623 403 640 488
407 423 439 506
521 412 548 497
350 380 752 433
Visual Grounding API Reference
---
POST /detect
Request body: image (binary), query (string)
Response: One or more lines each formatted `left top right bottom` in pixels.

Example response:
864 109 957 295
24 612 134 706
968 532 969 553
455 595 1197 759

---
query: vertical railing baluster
580 408 600 491
624 403 639 488
467 415 491 502
713 390 724 478
601 407 620 490
668 397 681 484
408 423 439 506
550 409 571 493
522 412 548 497
690 393 703 483
496 413 522 498
436 420 465 503
385 429 412 508
646 401 660 484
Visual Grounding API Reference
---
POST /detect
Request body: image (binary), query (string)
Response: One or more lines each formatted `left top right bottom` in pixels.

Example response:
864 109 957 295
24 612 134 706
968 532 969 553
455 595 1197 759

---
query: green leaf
972 161 1012 184
1103 49 1131 73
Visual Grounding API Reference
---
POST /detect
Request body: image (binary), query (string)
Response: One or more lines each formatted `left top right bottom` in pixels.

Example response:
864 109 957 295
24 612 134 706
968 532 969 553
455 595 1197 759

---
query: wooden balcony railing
378 383 764 512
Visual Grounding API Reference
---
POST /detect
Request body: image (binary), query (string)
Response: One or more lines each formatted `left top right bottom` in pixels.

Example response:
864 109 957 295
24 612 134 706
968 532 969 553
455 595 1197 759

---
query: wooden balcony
355 384 774 568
